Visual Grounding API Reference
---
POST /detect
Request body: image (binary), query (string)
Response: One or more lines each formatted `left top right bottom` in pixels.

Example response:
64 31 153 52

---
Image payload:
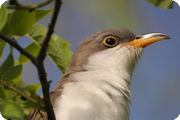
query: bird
27 28 170 120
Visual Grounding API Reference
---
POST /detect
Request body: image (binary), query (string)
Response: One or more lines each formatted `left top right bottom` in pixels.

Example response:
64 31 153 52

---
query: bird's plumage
27 28 169 120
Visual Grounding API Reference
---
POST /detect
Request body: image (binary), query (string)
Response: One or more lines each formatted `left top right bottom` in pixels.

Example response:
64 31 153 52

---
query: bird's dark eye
103 36 118 47
136 36 141 39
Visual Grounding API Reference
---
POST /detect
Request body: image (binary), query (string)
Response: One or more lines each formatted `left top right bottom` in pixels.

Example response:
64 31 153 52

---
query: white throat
54 46 143 120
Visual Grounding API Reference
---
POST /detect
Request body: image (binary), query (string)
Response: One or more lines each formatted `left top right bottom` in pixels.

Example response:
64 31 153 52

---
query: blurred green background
3 0 180 120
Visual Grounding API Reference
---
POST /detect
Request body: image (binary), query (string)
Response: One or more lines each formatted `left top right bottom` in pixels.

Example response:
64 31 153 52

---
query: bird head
66 29 170 78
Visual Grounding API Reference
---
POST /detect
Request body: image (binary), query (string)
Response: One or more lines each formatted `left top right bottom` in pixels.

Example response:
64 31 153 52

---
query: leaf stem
0 80 45 108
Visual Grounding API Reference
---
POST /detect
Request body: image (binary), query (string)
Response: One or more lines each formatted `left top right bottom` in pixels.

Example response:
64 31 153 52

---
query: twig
35 0 62 119
0 80 45 108
0 33 37 65
37 1 62 61
7 0 54 10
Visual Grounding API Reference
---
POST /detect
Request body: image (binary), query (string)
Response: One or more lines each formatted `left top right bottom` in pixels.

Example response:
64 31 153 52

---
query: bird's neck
77 47 141 100
72 67 131 117
55 47 143 120
55 70 131 120
67 47 142 119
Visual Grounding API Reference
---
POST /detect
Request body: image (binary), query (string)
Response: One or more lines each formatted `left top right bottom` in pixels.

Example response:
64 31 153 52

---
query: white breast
54 46 143 120
54 82 127 120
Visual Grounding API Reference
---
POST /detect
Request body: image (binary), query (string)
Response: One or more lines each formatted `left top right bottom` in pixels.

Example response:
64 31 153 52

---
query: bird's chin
125 45 144 51
119 46 143 74
123 45 144 55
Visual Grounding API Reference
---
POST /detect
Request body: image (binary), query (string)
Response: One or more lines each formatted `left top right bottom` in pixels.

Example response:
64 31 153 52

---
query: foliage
147 0 173 9
0 5 7 30
0 4 72 120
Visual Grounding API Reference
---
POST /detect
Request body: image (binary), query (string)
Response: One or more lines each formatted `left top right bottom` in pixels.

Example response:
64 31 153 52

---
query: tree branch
0 33 37 65
37 0 62 61
7 0 54 10
35 0 62 120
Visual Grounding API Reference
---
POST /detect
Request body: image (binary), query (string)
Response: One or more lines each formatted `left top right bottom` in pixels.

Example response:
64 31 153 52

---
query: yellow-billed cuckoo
27 28 170 120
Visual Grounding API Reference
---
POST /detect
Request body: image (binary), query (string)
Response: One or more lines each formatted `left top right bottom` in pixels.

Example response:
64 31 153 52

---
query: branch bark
35 0 62 119
0 33 37 65
7 0 54 10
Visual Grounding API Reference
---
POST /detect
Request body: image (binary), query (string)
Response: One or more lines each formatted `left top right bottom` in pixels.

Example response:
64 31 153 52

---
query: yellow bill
124 33 170 47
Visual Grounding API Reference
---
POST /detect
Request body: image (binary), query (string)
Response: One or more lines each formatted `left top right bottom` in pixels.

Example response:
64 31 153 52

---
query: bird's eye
103 36 118 47
136 36 141 39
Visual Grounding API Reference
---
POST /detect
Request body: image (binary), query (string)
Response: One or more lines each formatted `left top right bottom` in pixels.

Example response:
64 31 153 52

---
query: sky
2 0 180 120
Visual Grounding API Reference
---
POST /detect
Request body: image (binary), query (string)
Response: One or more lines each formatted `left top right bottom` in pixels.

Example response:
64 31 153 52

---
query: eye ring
103 36 118 47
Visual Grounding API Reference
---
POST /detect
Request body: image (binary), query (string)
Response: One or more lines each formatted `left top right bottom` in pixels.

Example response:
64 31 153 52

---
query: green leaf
2 88 16 101
0 40 6 60
9 10 36 36
23 97 43 110
15 83 30 93
0 86 5 102
19 42 40 64
23 106 32 120
23 84 43 110
0 5 7 30
28 24 73 73
0 9 52 38
16 80 28 88
28 83 41 95
2 65 22 85
0 72 2 79
52 34 71 47
52 34 73 66
35 9 53 22
0 100 24 120
48 53 67 73
0 52 14 75
1 14 14 38
147 0 173 9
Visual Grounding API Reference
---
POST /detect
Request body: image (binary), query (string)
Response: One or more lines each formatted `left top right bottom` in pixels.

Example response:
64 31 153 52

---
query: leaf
1 87 16 101
0 5 7 30
9 10 36 36
19 42 40 64
23 97 43 110
52 34 71 47
1 14 14 38
147 0 173 9
52 34 73 66
23 106 32 120
15 82 30 93
0 52 14 75
0 40 6 60
0 100 24 120
2 65 23 85
48 53 67 73
0 86 5 102
1 9 52 38
16 80 28 88
23 84 43 110
28 24 73 73
28 83 41 95
35 9 53 22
